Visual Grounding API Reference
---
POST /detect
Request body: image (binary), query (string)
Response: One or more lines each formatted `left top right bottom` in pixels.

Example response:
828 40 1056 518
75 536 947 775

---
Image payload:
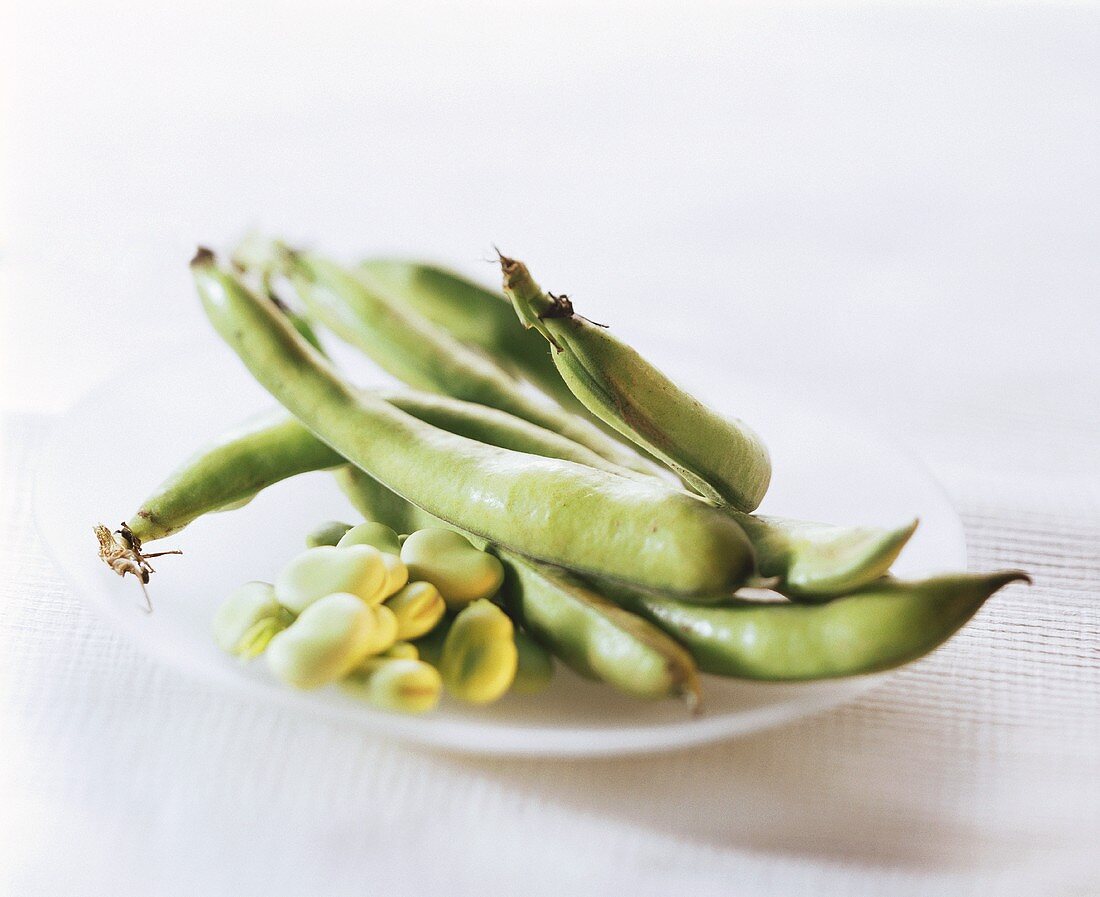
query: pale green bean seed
439 599 518 704
360 603 399 656
213 581 292 658
336 523 408 595
306 520 353 548
337 522 402 555
344 658 442 714
384 641 419 660
379 553 410 599
266 592 379 688
401 528 504 610
275 545 387 613
384 581 447 640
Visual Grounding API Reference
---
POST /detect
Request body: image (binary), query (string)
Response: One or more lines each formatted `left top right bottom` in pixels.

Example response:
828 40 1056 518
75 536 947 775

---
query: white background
2 2 1098 895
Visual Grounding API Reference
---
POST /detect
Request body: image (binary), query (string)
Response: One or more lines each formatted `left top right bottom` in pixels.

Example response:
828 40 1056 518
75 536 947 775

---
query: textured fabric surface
2 410 1097 896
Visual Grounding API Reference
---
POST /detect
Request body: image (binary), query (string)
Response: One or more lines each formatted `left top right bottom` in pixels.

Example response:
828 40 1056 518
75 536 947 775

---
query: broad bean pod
498 550 700 705
501 255 771 512
128 394 914 604
128 410 344 542
730 513 919 601
336 466 438 535
511 629 554 695
613 571 1029 679
192 252 755 597
127 384 641 544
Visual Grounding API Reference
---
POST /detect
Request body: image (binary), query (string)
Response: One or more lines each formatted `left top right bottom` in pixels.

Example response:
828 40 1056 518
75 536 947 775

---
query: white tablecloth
3 2 1098 894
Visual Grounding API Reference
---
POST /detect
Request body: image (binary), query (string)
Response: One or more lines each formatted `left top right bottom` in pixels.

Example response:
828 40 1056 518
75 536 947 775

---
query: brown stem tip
190 246 217 268
95 522 182 613
494 245 520 275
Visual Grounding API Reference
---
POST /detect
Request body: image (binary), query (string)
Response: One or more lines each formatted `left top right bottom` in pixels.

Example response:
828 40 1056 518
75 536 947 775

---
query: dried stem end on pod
94 522 182 613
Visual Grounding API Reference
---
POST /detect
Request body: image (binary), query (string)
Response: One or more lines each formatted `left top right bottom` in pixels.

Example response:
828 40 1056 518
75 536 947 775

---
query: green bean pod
614 571 1029 680
731 513 920 601
498 551 701 705
129 387 914 603
128 410 344 542
128 382 642 543
286 252 653 476
192 252 755 596
358 258 579 412
501 255 771 512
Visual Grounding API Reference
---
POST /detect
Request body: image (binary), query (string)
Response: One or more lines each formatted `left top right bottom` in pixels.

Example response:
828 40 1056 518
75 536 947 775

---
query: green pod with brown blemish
501 254 771 512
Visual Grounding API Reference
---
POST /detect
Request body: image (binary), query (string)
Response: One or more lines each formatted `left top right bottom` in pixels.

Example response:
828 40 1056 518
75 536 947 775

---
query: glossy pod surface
128 410 343 542
336 466 439 535
616 571 1029 680
129 383 641 544
129 388 911 603
501 256 771 512
192 256 755 597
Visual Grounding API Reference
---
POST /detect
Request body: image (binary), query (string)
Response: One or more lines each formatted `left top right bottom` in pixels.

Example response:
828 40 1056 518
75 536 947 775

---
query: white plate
35 345 966 757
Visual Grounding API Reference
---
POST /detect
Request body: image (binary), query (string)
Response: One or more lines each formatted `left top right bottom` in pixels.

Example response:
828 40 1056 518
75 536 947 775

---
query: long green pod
613 571 1029 680
358 258 579 411
338 473 700 705
128 385 635 542
130 390 913 602
285 252 653 476
498 551 701 705
128 411 344 542
501 255 771 512
731 513 920 601
192 252 755 596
